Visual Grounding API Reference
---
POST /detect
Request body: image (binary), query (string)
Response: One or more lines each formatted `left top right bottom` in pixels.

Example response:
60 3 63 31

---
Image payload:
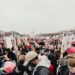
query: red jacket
49 64 54 75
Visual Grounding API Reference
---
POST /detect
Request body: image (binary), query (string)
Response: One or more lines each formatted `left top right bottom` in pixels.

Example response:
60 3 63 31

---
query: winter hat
24 51 38 66
2 61 16 74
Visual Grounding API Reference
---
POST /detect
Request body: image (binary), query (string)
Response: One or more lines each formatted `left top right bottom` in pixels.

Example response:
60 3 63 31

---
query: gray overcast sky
0 0 75 34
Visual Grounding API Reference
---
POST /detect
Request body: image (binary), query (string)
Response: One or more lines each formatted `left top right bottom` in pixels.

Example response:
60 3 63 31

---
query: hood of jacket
36 59 50 68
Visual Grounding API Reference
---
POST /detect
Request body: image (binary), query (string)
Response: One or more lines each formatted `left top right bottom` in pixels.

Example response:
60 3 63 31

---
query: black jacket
0 71 17 75
32 58 50 75
57 65 69 75
17 61 32 75
7 51 17 61
34 66 50 75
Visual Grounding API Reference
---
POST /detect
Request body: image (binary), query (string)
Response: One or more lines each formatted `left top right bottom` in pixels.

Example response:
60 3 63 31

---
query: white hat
24 51 38 66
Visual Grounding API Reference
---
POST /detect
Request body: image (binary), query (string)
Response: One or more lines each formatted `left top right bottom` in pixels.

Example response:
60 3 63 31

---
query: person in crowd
57 47 75 75
6 48 17 62
0 44 5 67
0 44 5 56
16 53 25 75
16 53 32 75
48 45 57 75
67 53 75 75
24 51 50 75
0 61 16 75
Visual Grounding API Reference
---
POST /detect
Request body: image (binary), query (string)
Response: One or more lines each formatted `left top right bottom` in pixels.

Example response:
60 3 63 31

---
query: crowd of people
0 37 75 75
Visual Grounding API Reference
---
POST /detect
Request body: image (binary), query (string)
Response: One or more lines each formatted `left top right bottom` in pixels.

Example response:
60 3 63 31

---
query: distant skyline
0 0 75 34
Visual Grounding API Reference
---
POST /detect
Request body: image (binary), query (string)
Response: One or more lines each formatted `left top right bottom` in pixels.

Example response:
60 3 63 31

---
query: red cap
66 47 75 54
2 61 16 74
26 45 31 49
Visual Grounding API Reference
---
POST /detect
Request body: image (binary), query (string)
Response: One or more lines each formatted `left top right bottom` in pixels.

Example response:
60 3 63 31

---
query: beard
30 63 37 67
69 72 75 75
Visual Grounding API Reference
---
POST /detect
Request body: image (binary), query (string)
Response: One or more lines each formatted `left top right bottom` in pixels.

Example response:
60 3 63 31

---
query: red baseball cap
66 47 75 54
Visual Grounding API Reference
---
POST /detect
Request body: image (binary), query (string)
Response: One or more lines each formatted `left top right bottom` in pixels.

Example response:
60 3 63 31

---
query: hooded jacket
32 59 50 75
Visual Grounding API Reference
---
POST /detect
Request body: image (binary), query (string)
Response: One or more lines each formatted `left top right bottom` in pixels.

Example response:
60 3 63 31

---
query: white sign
5 37 12 49
62 35 71 50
